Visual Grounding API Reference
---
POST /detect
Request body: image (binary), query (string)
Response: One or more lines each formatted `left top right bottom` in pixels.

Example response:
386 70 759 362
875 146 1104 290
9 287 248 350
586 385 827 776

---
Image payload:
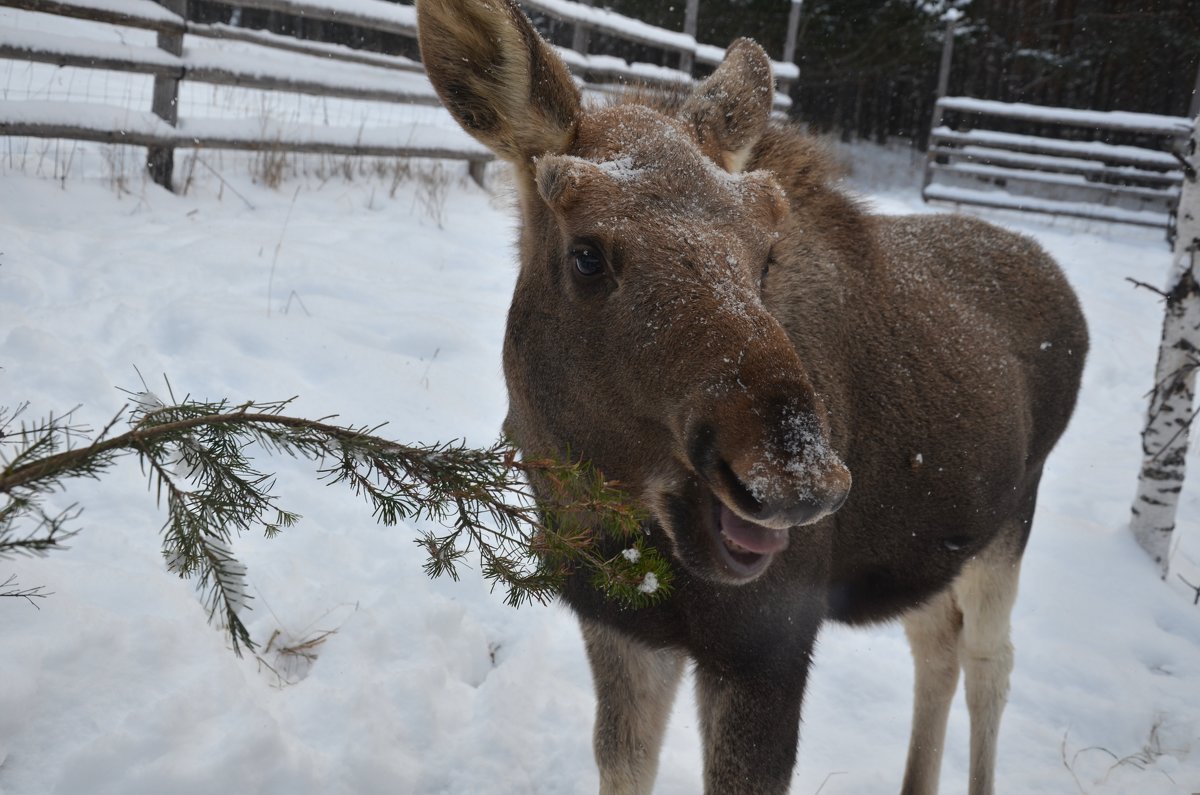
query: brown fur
416 2 1088 793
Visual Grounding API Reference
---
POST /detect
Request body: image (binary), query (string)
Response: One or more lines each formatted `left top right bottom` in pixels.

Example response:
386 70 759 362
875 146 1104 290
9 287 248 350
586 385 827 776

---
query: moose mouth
707 499 789 581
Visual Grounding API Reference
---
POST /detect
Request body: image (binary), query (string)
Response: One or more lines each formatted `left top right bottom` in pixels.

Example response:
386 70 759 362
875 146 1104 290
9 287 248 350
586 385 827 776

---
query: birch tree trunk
1131 114 1200 577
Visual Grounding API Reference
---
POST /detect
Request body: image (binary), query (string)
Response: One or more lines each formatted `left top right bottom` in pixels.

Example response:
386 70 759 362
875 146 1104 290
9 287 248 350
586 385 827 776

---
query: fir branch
0 391 669 655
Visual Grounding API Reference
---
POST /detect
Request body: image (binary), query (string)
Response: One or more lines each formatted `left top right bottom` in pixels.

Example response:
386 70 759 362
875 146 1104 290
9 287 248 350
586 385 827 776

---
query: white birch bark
1131 115 1200 577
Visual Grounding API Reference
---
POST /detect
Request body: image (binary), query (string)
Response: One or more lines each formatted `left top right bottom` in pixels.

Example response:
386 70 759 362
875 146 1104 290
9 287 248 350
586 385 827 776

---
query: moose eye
571 245 605 278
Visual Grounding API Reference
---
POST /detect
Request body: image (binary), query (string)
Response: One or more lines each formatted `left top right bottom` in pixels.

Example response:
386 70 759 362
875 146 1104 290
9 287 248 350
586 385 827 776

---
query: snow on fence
0 0 800 190
922 96 1192 234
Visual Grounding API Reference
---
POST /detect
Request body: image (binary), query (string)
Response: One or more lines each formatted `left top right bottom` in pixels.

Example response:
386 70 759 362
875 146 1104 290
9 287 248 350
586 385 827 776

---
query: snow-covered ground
1 137 1198 795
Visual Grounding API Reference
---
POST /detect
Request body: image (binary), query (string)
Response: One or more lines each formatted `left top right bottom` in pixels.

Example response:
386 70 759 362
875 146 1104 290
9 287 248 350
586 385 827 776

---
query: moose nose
687 415 852 530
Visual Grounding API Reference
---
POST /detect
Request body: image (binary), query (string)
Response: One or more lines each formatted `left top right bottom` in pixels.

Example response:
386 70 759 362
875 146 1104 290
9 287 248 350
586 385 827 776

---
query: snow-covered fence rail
0 0 489 186
923 96 1192 234
0 0 801 190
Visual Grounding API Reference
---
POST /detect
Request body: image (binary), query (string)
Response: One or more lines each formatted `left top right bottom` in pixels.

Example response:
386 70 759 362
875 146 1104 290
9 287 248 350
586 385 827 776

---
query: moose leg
694 660 809 795
952 525 1024 795
899 588 963 795
581 620 685 795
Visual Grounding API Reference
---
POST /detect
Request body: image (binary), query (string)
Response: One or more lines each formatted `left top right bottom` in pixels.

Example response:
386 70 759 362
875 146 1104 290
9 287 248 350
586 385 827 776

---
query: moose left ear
681 38 775 173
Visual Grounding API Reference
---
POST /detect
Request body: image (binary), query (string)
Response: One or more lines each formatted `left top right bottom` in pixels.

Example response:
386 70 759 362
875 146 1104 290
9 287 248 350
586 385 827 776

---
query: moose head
418 0 851 585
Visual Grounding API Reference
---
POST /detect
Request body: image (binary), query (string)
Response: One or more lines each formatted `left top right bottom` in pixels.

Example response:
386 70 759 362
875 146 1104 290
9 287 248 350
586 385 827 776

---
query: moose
415 1 1088 792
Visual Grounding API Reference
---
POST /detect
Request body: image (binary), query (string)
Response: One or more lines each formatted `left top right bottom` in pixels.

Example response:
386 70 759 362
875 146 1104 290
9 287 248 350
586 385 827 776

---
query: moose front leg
694 657 810 795
582 620 686 795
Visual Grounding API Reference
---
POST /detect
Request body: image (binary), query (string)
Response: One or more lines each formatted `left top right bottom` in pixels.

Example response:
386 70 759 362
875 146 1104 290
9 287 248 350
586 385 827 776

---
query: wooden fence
922 97 1192 234
0 0 802 189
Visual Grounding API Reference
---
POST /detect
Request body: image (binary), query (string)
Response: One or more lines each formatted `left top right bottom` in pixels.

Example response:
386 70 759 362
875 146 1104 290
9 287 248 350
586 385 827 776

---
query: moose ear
417 0 581 166
681 38 774 173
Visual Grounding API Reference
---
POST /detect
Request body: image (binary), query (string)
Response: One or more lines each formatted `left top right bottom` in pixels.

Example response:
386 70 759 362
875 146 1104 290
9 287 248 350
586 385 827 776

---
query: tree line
191 0 1199 148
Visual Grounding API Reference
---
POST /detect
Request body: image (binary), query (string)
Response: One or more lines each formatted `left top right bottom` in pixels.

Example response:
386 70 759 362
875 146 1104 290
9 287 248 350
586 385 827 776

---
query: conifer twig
1 390 671 655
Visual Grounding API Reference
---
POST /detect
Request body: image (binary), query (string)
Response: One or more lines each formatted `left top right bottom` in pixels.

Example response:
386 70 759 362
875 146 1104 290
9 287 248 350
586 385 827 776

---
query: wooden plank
928 145 1184 187
0 0 185 33
200 0 416 38
929 161 1179 203
0 110 493 164
186 23 426 74
521 0 694 54
184 63 442 106
937 96 1191 138
0 39 180 77
0 31 443 106
923 183 1169 229
931 127 1180 170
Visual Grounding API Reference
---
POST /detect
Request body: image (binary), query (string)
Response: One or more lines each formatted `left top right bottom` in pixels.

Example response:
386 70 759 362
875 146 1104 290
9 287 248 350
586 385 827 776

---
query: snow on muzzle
686 386 852 539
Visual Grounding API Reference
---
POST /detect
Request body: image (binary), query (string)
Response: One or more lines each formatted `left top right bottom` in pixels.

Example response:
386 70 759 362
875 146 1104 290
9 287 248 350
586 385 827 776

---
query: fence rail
0 0 801 189
923 96 1191 234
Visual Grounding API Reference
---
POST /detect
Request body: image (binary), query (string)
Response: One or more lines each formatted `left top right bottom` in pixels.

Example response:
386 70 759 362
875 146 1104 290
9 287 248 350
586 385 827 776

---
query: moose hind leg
899 588 963 795
582 620 685 795
953 525 1024 795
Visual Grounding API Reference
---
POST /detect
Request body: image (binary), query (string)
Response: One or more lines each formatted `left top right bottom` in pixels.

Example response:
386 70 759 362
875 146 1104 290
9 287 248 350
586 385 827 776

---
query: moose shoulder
415 2 1088 793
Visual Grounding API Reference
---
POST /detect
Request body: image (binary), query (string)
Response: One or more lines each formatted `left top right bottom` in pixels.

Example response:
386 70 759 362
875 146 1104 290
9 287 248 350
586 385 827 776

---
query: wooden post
922 13 959 194
1190 58 1200 120
934 13 958 106
148 0 186 190
778 0 803 97
571 0 591 55
679 0 699 75
782 0 802 65
1131 113 1200 578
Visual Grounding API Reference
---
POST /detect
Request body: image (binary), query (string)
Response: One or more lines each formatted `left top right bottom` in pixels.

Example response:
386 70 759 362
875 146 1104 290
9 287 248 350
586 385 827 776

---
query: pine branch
0 391 670 656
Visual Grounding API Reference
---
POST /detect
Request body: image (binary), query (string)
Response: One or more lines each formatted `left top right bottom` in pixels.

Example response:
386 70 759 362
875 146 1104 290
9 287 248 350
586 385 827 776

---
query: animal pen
0 0 800 189
918 15 1195 238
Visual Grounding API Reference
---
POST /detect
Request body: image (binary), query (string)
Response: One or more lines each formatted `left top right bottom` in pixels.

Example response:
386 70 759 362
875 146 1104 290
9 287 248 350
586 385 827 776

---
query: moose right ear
681 38 774 173
417 0 581 166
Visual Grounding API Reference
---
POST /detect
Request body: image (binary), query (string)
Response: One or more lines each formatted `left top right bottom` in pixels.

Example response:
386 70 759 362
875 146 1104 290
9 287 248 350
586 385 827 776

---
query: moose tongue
718 505 789 554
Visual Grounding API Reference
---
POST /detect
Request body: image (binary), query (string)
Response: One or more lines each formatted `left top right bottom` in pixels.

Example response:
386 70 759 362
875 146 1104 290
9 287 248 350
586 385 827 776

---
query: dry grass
254 627 338 688
1061 717 1185 793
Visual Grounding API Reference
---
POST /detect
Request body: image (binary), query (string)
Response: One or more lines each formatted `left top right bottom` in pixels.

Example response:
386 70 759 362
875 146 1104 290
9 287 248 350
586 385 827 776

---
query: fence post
679 0 699 76
778 0 803 97
921 12 959 193
148 0 186 190
571 0 591 55
782 0 802 65
934 12 958 108
1190 58 1200 120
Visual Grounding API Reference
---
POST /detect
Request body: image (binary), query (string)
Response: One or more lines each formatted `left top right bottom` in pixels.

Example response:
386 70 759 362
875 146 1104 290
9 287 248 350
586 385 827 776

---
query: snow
0 5 1198 794
0 139 1196 795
